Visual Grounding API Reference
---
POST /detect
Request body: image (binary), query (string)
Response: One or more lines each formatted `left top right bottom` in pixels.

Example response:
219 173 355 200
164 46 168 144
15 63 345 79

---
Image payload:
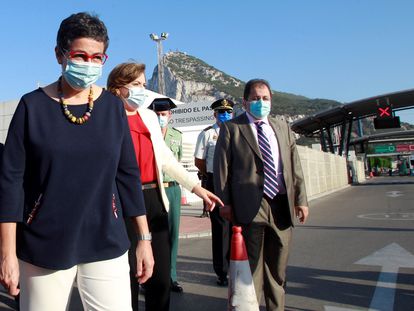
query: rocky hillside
147 51 341 121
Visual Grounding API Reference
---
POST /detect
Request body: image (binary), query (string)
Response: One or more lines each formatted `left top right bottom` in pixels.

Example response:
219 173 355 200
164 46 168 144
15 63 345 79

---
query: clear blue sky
1 0 413 124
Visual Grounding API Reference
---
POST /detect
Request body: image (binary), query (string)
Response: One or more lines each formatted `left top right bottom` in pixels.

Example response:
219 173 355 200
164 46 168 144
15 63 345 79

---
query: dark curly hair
56 12 109 55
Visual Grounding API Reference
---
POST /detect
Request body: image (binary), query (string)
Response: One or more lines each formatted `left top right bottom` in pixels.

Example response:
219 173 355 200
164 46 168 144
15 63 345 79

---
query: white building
0 100 19 144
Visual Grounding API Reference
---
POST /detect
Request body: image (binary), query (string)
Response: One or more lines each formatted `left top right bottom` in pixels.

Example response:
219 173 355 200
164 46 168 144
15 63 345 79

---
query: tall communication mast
149 32 169 95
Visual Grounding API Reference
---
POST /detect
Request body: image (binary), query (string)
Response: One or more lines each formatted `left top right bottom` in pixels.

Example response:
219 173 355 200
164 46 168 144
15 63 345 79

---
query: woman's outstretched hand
192 184 224 212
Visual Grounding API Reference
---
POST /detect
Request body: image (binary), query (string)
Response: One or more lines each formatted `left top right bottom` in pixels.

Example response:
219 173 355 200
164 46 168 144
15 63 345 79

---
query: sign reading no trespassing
170 101 215 127
143 90 215 128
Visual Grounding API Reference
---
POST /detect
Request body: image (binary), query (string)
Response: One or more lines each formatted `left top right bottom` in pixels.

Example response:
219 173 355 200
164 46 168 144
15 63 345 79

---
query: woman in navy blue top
0 13 154 310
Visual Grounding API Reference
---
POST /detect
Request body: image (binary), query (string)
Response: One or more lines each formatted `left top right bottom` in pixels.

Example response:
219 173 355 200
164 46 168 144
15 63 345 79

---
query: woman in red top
107 62 222 311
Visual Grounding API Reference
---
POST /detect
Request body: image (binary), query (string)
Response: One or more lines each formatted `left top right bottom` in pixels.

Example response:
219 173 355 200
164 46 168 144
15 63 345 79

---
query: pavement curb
179 230 211 239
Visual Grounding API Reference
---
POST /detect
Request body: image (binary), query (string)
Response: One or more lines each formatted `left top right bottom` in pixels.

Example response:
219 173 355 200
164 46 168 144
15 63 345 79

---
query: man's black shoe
199 210 209 218
171 281 184 293
216 276 228 286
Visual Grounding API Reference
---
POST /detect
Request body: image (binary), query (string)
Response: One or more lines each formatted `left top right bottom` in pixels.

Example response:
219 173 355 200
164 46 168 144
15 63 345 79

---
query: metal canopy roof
291 88 414 135
350 129 414 145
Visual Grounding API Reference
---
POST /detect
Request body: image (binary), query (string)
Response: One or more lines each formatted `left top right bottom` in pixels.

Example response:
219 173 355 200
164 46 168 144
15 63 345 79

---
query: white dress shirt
246 112 287 194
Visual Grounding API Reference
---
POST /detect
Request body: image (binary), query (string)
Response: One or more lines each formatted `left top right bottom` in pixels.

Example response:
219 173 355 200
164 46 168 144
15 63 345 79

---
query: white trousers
19 252 132 311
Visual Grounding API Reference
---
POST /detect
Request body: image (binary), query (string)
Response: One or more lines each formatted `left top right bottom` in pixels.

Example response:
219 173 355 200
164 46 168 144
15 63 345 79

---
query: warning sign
170 101 215 127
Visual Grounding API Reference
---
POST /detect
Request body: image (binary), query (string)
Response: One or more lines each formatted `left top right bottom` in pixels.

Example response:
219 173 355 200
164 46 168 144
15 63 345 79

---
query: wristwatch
138 233 152 241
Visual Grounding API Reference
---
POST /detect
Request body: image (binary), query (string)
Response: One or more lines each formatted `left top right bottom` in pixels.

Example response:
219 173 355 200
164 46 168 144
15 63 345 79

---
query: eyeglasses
65 50 108 65
217 109 232 114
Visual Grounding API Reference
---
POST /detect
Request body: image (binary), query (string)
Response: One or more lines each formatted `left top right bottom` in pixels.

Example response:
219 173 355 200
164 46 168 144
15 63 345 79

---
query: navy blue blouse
0 88 146 269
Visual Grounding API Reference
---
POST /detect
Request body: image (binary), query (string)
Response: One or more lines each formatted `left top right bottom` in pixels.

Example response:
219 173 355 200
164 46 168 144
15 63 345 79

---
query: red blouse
127 113 157 184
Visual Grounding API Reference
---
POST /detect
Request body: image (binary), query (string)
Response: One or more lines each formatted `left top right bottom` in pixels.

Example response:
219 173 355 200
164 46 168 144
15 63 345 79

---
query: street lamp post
149 32 169 95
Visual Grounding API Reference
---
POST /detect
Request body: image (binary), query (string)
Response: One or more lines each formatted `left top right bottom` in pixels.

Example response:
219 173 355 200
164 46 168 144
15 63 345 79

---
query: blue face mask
126 87 147 110
217 111 232 123
62 60 102 90
157 115 169 128
249 99 271 119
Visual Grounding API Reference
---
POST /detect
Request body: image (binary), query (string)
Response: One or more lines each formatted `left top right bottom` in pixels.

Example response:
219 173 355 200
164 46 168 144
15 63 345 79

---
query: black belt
142 182 158 190
142 181 178 190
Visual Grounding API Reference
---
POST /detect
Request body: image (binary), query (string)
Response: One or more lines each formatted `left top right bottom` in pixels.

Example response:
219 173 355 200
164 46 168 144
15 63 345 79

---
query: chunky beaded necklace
58 77 94 125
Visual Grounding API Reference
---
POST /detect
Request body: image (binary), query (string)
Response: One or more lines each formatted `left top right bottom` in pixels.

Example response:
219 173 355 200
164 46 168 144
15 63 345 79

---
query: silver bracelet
138 233 152 241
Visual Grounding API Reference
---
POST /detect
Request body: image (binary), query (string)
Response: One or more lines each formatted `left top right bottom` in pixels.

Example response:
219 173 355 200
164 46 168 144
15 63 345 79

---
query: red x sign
378 107 391 117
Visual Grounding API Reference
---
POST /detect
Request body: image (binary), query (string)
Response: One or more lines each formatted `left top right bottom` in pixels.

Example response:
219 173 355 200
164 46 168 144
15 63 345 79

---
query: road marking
386 191 403 198
355 243 414 311
357 212 414 220
325 243 414 311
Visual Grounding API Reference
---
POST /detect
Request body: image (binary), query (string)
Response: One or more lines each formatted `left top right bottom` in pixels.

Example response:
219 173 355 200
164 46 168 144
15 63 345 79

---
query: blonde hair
107 62 146 95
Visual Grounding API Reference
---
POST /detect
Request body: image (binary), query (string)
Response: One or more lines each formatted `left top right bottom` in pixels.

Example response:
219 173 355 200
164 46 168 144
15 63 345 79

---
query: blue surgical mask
127 87 147 110
249 99 271 119
62 60 102 90
217 111 232 123
158 115 169 128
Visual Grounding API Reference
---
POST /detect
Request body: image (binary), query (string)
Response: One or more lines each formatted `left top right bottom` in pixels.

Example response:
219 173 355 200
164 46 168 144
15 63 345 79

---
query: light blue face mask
127 87 147 110
217 111 232 123
62 60 102 90
249 99 271 119
157 115 169 128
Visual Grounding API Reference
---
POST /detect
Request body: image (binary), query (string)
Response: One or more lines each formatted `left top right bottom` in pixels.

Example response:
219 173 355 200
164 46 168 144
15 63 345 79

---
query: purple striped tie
255 121 279 199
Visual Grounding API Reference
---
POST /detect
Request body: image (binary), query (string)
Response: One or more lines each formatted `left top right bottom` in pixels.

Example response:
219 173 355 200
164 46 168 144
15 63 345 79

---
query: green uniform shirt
164 127 182 182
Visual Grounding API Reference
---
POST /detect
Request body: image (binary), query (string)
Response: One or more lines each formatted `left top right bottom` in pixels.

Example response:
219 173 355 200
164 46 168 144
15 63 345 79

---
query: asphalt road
172 177 414 311
1 176 413 310
285 177 414 311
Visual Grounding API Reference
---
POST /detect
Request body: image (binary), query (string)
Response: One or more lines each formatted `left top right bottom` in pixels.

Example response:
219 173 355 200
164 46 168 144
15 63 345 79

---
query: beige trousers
19 252 132 311
242 194 292 311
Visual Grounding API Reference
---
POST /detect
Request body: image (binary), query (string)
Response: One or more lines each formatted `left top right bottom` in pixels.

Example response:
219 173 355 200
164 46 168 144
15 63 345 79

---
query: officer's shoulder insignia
172 127 182 134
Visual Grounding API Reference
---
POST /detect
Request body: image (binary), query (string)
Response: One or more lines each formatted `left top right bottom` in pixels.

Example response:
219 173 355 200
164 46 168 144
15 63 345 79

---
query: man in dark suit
213 79 309 311
194 99 234 286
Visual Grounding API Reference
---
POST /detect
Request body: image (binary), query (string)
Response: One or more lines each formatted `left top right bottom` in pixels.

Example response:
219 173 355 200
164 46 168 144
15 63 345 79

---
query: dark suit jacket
213 112 308 225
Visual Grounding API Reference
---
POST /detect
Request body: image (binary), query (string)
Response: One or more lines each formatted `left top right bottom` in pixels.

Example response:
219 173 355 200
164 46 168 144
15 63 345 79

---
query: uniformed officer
194 98 234 286
150 97 184 293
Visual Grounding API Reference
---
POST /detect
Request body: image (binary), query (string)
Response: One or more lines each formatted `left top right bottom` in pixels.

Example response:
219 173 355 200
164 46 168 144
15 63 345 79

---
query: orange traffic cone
228 226 259 311
369 171 374 178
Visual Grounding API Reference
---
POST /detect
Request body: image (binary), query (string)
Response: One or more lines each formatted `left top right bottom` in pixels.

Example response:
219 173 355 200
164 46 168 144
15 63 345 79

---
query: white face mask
126 87 147 109
157 115 169 128
63 60 102 90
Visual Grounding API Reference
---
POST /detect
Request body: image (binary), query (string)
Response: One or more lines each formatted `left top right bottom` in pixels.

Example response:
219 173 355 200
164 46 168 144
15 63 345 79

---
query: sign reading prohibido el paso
170 101 215 127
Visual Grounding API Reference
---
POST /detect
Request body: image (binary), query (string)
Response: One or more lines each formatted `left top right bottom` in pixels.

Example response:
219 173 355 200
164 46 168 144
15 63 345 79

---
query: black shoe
216 276 228 286
171 281 183 293
199 210 209 218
